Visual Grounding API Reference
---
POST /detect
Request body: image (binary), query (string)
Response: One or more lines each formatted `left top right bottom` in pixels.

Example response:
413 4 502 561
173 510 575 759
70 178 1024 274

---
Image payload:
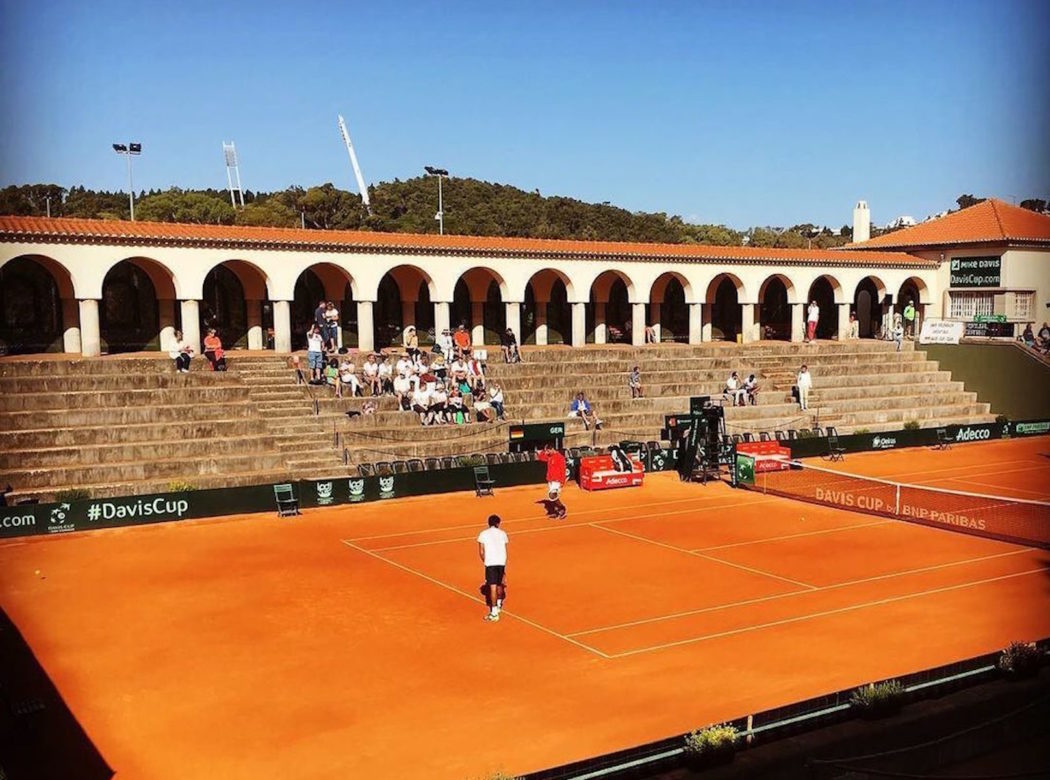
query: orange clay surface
1 437 1049 779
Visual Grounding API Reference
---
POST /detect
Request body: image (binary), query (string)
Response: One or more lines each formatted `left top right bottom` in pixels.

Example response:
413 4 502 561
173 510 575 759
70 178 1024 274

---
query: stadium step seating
0 339 995 502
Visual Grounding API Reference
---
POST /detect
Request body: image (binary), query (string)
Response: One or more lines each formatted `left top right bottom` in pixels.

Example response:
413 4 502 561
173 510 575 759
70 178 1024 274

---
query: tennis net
737 457 1050 549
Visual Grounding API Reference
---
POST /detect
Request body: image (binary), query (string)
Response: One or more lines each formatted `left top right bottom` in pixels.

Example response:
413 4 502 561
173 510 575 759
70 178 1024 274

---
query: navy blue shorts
484 565 506 586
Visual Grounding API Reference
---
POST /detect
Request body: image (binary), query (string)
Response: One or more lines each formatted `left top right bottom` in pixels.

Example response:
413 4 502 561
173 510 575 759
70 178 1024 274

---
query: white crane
337 114 372 216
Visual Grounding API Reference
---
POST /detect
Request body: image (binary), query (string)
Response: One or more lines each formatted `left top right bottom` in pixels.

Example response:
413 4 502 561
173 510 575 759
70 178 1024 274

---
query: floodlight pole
113 142 142 221
424 166 449 235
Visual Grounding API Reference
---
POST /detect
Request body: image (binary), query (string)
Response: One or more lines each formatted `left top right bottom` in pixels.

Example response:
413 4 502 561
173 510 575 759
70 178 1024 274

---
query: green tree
956 194 984 210
135 189 236 224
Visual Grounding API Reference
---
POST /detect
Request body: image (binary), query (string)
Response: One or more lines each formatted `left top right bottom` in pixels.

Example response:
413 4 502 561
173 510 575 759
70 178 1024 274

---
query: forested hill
2 180 1042 249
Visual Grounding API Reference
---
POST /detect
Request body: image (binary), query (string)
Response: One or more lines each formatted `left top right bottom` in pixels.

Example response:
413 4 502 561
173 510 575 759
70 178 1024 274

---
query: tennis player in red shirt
537 444 568 519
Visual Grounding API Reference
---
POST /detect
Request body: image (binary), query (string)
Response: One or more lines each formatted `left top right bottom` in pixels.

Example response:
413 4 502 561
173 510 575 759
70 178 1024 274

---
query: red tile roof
848 199 1050 250
0 215 934 267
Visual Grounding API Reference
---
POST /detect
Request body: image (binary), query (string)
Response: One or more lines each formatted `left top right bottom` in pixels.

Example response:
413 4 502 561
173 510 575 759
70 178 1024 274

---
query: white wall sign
919 319 964 344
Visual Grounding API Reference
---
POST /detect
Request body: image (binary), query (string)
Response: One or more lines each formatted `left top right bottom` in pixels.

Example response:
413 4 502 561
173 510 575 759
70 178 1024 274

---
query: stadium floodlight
222 142 245 208
424 166 449 234
113 141 142 221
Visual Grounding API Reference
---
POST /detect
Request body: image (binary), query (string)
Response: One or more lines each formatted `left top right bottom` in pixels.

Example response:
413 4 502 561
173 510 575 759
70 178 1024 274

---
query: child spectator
628 366 642 398
307 325 325 384
325 358 340 396
448 388 468 424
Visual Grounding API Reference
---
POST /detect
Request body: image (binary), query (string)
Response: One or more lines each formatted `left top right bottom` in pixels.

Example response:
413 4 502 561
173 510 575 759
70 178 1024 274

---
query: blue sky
1 0 1047 230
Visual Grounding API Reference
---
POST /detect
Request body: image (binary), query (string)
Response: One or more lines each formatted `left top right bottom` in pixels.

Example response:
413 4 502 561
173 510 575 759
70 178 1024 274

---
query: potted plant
998 641 1043 680
683 723 739 769
850 680 905 719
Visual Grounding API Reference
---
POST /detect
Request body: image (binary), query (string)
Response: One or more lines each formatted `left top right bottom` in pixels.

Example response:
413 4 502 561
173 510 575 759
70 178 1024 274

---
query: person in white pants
797 364 813 411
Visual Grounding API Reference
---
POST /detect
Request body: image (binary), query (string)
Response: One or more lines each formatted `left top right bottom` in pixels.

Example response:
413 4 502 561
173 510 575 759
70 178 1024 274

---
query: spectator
431 352 449 382
314 299 327 337
393 372 412 410
396 353 413 381
466 354 485 393
450 354 469 392
1021 323 1035 348
796 364 812 411
202 328 226 371
893 320 904 352
378 355 394 395
724 371 746 406
569 391 602 430
806 301 820 342
848 311 860 340
362 353 381 396
429 383 448 424
324 358 341 395
1038 322 1050 350
500 327 521 363
307 324 325 384
744 374 759 405
489 382 506 421
169 329 194 373
339 357 363 397
453 324 472 360
324 301 340 351
644 323 657 344
628 366 642 399
438 328 455 362
448 388 469 424
402 325 419 359
411 384 432 425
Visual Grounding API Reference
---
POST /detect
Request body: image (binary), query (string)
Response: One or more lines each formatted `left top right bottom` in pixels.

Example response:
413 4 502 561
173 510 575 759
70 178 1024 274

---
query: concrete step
0 404 255 432
0 419 263 450
0 386 254 412
0 434 280 469
0 372 234 393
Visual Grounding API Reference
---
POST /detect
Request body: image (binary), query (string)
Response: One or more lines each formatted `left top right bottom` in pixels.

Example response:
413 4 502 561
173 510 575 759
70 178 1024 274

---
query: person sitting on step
203 328 226 371
169 330 194 373
569 391 602 430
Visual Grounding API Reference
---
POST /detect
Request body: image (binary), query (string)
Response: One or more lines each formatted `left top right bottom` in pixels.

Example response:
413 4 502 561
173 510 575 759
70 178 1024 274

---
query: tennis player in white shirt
477 515 509 622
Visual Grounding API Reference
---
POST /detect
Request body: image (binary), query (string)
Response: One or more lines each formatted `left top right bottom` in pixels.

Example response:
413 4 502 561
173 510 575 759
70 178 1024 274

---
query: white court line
871 458 1037 482
606 567 1046 658
365 496 778 552
339 539 609 659
345 492 746 543
927 475 1050 501
569 548 1033 638
588 522 819 590
693 519 893 552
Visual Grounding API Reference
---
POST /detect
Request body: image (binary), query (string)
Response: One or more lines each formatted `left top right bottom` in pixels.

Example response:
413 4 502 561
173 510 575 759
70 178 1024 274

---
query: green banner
1010 419 1050 437
736 453 756 485
787 422 1006 459
949 256 1001 288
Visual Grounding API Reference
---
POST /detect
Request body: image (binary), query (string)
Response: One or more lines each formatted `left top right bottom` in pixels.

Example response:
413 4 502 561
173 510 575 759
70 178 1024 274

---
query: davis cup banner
919 319 964 345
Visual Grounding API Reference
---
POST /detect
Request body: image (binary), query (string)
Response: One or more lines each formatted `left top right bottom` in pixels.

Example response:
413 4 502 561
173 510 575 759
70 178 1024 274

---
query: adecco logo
872 436 897 450
955 427 991 442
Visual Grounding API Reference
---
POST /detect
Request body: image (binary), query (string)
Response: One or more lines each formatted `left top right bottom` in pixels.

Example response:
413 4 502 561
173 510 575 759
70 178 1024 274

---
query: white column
740 303 758 343
61 298 81 354
534 301 549 346
504 302 521 345
791 303 805 342
246 300 263 350
78 299 100 357
688 302 702 345
631 302 645 346
837 303 850 341
180 299 201 355
273 300 292 353
471 300 485 345
357 301 374 352
433 301 450 340
650 302 662 343
594 301 607 344
701 303 713 342
571 302 586 347
158 298 176 353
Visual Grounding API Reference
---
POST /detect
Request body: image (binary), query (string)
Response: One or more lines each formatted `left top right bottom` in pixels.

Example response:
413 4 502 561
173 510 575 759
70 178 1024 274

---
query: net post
895 484 900 516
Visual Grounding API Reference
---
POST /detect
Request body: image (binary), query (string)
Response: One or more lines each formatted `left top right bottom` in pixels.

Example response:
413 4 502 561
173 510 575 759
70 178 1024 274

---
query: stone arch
648 272 692 343
806 274 843 340
453 267 507 345
524 269 573 345
853 275 888 339
291 263 360 350
704 273 746 342
99 257 176 353
374 264 436 348
897 276 929 338
202 259 273 350
0 255 75 354
758 273 796 341
588 270 634 343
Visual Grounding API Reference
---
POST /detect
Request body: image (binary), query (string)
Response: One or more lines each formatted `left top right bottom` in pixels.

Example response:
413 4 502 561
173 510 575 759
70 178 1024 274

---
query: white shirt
378 362 392 378
411 388 430 407
396 358 412 376
363 361 379 377
726 375 739 391
797 370 812 388
393 375 410 393
307 332 324 352
489 387 503 403
807 304 820 323
477 527 509 566
450 360 468 376
468 360 484 377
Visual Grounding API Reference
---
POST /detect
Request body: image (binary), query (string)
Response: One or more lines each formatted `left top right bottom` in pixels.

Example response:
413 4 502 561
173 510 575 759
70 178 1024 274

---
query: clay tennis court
2 436 1049 779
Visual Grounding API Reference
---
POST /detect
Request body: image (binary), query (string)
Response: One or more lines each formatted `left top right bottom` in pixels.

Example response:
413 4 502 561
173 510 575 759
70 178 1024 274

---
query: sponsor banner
964 320 1014 338
736 454 755 486
0 484 276 539
919 319 964 345
949 256 1001 288
788 423 1003 459
1011 419 1050 437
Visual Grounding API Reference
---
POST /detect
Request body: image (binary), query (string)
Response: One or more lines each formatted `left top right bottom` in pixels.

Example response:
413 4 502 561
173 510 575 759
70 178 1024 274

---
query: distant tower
223 142 245 208
853 200 871 243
